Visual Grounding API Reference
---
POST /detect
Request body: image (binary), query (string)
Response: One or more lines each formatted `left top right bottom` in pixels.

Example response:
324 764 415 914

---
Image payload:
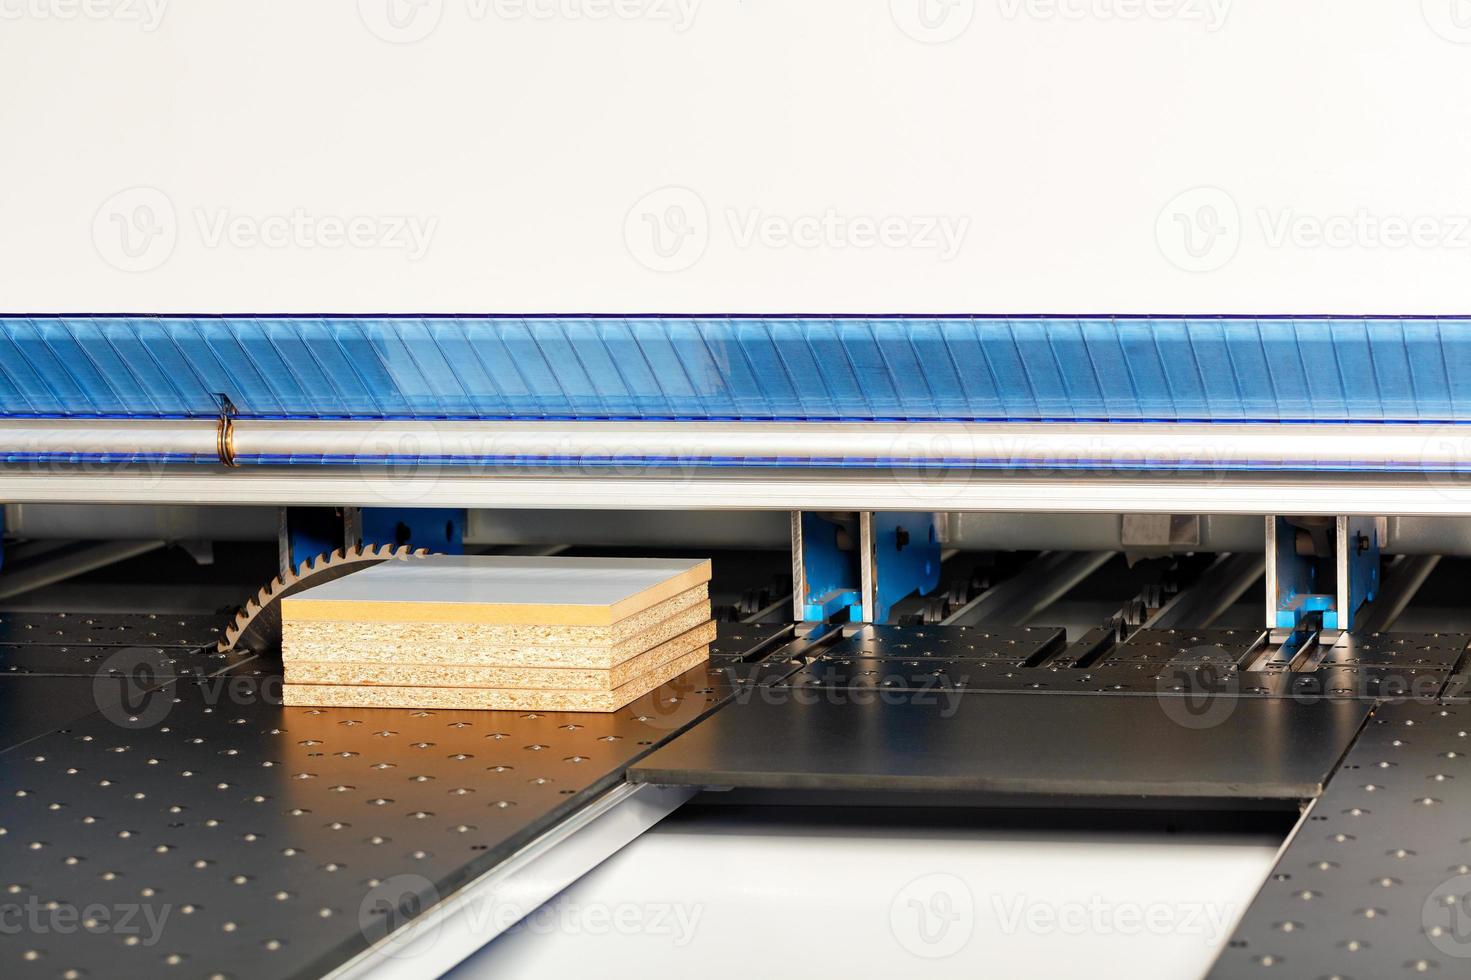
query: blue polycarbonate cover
3 315 1471 423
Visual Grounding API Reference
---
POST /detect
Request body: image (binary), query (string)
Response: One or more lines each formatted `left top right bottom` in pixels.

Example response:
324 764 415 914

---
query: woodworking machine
3 315 1471 979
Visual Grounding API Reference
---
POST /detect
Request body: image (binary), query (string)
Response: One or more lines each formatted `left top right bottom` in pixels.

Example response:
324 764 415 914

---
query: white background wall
450 808 1281 980
3 1 1470 314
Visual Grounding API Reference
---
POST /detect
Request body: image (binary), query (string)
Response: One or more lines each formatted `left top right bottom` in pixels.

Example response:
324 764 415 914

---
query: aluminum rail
327 782 695 980
6 419 1471 471
9 464 1471 514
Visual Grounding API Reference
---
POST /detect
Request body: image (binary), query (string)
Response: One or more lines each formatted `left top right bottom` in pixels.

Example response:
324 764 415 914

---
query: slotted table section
1209 701 1471 978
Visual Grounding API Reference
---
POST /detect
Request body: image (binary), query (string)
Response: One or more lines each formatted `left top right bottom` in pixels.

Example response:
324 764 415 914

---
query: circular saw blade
218 543 429 655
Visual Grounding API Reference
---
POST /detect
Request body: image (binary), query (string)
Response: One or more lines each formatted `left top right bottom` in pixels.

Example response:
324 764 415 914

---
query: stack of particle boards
279 555 714 712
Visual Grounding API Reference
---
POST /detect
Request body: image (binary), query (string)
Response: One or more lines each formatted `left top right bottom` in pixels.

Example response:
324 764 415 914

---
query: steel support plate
628 692 1371 800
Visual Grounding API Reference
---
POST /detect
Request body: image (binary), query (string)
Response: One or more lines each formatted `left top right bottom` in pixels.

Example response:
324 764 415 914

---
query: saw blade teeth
216 543 432 653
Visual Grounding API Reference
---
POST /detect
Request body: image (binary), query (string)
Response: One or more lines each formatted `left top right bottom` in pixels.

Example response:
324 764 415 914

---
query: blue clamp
863 512 942 624
794 511 942 624
795 512 862 623
1269 516 1380 632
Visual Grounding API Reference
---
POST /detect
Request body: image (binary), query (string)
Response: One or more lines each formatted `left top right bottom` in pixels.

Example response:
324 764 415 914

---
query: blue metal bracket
792 512 862 623
862 512 943 624
280 507 349 575
1267 516 1380 632
360 508 465 555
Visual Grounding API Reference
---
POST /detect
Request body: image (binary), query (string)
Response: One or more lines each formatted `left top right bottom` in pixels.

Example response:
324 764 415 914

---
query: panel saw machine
2 314 1471 979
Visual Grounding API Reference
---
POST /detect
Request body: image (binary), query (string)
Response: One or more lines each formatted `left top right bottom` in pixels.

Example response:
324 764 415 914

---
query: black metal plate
1105 628 1265 666
820 624 1066 665
0 676 164 755
1320 631 1471 669
629 691 1370 799
0 660 733 980
1209 702 1471 978
0 612 223 650
1443 672 1469 702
